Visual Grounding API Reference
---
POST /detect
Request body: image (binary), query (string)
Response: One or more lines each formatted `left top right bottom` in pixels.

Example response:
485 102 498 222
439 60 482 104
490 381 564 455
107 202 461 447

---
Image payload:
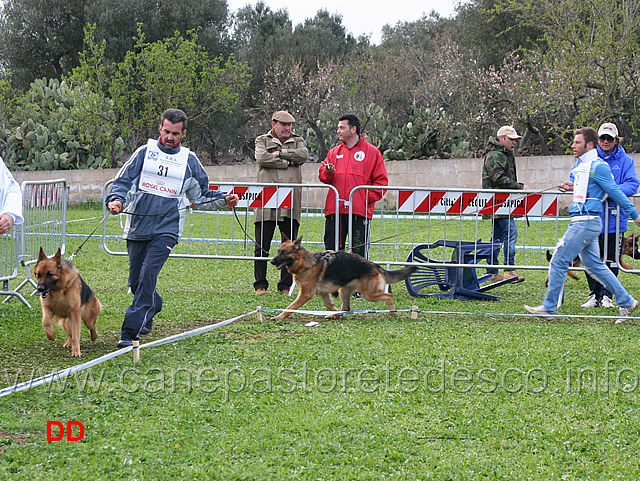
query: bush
5 78 124 170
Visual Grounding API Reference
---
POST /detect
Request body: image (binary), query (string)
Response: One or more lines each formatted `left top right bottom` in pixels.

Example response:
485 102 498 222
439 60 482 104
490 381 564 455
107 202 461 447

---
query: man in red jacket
319 113 388 258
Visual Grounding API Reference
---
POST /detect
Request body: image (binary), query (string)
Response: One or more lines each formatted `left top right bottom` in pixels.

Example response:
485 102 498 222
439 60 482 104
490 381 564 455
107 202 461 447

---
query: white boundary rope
261 306 640 322
0 310 255 398
3 306 636 398
260 307 414 316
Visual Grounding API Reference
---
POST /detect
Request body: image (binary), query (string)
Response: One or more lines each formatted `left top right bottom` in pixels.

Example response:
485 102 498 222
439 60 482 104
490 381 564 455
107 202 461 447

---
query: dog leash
67 211 111 261
231 207 270 255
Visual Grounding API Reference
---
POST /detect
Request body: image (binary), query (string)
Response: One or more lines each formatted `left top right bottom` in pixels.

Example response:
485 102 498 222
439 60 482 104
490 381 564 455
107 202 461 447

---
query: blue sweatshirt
105 139 228 241
569 149 639 222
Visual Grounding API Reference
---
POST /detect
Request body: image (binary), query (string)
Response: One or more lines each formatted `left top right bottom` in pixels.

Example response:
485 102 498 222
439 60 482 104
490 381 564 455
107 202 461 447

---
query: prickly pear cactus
5 78 124 170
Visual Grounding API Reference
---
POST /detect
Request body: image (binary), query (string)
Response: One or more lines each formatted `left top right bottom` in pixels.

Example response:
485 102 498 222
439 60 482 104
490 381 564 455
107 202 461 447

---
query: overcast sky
227 0 459 45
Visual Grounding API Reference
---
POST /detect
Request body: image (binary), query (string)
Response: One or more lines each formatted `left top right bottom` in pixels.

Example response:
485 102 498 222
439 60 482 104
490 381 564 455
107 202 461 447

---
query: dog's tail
383 266 418 284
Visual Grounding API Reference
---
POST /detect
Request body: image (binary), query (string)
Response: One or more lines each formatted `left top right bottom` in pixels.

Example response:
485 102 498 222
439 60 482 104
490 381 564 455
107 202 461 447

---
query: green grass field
2 204 640 480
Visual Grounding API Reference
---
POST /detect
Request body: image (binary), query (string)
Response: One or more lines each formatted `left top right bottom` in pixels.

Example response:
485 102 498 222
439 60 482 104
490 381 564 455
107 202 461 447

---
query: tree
290 10 361 72
232 2 293 101
453 0 541 69
0 0 87 89
0 0 231 90
67 25 250 161
85 0 230 63
496 0 640 148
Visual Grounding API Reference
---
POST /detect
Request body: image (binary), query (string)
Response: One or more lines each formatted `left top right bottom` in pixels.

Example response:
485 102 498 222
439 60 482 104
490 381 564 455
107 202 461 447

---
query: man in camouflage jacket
481 125 529 283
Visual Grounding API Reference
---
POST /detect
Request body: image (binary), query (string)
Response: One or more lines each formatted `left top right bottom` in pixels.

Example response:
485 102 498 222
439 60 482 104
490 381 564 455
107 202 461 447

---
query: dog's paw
271 315 285 321
324 314 339 320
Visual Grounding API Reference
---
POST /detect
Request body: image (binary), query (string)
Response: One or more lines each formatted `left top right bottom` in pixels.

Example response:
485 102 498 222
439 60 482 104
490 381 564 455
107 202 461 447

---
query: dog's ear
53 248 62 265
282 233 290 242
295 236 303 244
38 247 48 262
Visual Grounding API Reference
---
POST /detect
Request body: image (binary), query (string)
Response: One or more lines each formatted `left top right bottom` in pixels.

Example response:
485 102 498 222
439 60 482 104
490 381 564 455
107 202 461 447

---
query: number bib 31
139 139 189 198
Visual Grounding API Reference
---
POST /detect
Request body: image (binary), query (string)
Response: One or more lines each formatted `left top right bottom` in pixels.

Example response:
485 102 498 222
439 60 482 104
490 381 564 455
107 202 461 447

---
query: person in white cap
569 122 639 309
253 110 308 295
482 125 530 283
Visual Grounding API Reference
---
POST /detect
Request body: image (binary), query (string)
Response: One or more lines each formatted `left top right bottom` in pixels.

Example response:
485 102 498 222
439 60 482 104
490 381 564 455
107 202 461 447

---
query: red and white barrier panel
208 186 292 209
27 183 60 208
398 191 559 216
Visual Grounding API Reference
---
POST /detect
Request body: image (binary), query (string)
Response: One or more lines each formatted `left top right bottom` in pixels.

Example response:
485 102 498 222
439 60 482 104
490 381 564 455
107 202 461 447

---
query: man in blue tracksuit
568 122 639 308
525 127 640 323
106 109 239 347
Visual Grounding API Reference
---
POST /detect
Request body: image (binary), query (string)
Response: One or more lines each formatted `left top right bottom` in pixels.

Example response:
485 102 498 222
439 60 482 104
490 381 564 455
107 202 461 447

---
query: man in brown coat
253 111 308 294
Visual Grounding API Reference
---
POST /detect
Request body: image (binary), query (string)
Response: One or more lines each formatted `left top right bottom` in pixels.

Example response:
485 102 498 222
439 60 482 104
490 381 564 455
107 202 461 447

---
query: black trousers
254 219 299 291
324 213 369 258
122 235 177 340
586 232 623 300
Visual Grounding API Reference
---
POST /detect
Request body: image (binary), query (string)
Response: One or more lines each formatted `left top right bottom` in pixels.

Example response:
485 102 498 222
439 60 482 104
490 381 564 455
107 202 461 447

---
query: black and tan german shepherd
545 249 583 287
34 247 101 357
621 234 640 272
544 235 640 286
270 237 417 320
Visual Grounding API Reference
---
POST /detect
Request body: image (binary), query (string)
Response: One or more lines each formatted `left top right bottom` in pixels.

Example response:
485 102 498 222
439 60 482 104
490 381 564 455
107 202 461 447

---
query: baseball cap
598 122 618 138
497 126 522 139
272 111 296 123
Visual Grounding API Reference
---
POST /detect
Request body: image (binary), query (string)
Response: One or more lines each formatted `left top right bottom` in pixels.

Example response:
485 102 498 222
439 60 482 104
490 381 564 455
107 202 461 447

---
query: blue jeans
544 218 634 313
488 218 517 274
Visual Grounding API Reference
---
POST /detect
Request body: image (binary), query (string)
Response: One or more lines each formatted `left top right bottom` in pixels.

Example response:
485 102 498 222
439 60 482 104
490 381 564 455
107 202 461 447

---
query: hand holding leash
558 181 573 192
225 194 240 207
108 200 123 214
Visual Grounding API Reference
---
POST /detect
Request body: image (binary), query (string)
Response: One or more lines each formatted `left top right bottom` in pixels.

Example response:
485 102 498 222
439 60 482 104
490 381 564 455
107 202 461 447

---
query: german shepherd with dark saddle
34 247 101 357
270 237 416 320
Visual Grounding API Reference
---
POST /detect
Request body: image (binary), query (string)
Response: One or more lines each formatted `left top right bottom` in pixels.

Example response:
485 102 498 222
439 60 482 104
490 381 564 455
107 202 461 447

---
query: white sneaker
616 299 638 324
524 304 553 321
580 294 598 308
601 295 615 308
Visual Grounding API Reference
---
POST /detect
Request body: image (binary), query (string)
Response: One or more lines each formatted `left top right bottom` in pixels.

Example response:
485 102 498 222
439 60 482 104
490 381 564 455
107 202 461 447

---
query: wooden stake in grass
133 340 140 363
257 306 263 322
411 306 419 320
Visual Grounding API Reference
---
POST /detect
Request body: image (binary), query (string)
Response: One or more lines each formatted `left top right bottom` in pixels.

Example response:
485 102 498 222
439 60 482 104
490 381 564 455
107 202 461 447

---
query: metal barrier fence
2 179 68 307
0 227 27 306
101 180 340 260
347 185 568 269
101 179 640 272
350 185 640 271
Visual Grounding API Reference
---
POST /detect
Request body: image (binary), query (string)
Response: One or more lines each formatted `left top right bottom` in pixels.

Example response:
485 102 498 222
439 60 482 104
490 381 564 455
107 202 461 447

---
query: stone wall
11 154 640 207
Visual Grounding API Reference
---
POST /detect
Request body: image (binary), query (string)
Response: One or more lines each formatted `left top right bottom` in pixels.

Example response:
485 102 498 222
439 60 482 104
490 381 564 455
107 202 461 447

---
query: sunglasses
599 135 615 142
